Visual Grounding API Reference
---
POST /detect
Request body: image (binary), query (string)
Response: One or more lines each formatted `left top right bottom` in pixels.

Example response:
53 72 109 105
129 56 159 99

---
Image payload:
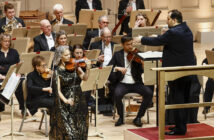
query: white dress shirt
45 34 55 50
121 51 135 84
87 0 93 10
102 41 112 66
131 0 137 11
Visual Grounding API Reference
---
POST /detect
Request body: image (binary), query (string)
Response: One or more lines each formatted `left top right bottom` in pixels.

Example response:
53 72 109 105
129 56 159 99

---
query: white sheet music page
1 72 20 100
138 51 162 59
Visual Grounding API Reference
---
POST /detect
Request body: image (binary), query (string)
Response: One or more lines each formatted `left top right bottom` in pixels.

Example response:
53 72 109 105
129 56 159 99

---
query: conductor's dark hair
121 35 133 44
168 9 183 23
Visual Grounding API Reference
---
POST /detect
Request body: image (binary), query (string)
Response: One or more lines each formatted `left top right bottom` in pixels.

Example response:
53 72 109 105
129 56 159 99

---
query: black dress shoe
202 108 210 114
168 126 176 131
165 130 186 135
115 118 124 126
133 117 143 127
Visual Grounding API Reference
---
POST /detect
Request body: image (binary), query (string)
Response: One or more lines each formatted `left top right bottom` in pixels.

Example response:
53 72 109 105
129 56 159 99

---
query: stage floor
0 43 214 140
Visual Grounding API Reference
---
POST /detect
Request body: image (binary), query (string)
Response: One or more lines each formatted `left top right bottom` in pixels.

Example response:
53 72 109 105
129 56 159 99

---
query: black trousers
168 76 192 133
204 78 214 110
27 95 54 115
114 82 153 119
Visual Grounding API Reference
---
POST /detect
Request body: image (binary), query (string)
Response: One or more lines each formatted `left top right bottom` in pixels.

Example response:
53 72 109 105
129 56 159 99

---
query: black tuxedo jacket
118 0 145 35
90 40 115 66
83 29 99 49
0 17 26 33
75 0 102 23
141 22 196 67
33 32 56 52
108 49 143 84
90 40 115 52
50 18 74 25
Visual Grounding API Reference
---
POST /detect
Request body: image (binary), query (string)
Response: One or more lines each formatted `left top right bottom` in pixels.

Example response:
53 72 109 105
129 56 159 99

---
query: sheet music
138 51 162 59
1 72 20 100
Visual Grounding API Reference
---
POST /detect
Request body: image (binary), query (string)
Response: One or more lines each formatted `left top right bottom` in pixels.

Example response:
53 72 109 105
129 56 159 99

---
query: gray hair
53 4 63 12
0 33 11 48
100 27 111 36
54 45 69 66
98 15 108 23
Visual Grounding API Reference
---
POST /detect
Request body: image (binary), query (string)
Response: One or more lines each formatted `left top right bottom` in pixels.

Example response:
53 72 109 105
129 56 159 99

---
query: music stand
0 64 24 139
81 66 112 138
137 51 162 126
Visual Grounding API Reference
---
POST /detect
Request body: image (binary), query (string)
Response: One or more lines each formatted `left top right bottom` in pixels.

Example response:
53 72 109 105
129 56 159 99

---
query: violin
127 48 142 64
41 69 52 80
65 57 89 71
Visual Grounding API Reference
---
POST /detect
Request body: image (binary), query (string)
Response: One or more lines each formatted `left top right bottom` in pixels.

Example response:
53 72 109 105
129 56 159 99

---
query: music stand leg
1 96 24 139
88 85 104 139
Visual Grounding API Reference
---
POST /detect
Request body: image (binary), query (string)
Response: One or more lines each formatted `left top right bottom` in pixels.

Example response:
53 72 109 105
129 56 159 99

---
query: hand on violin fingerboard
115 67 127 75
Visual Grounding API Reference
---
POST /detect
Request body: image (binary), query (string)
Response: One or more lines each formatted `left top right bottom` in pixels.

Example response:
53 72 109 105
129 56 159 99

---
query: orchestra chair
113 93 150 124
67 34 85 46
112 35 123 44
73 23 87 36
11 27 28 38
19 79 49 137
11 37 30 55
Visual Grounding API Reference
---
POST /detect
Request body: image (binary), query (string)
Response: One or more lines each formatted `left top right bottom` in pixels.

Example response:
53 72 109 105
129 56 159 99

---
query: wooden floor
1 42 214 140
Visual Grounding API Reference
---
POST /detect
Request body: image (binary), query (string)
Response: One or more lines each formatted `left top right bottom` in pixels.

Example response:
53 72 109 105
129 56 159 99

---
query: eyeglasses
103 36 111 39
40 64 47 68
101 21 109 24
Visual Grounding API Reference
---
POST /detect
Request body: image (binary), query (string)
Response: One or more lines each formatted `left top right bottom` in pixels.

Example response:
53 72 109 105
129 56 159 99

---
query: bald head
101 27 111 45
40 19 51 36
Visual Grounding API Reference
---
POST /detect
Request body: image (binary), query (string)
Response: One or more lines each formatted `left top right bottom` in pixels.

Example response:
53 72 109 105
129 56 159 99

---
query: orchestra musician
83 15 109 49
26 55 54 116
90 27 115 114
134 9 196 135
49 45 91 139
108 35 153 127
51 4 74 26
0 3 25 34
75 0 102 23
33 19 56 52
118 0 145 35
50 30 73 52
0 33 25 117
134 12 150 28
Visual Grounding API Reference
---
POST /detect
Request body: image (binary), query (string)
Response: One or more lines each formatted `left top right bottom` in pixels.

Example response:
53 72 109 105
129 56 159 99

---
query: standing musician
118 0 145 35
26 55 54 116
51 4 74 27
108 36 153 127
33 19 56 52
134 9 196 135
49 45 91 139
75 0 102 23
0 3 25 34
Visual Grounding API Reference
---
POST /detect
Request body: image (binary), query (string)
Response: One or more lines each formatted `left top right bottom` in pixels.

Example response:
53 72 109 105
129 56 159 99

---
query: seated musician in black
108 36 153 127
75 0 102 23
51 4 74 25
0 33 24 116
27 55 54 115
90 27 116 115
